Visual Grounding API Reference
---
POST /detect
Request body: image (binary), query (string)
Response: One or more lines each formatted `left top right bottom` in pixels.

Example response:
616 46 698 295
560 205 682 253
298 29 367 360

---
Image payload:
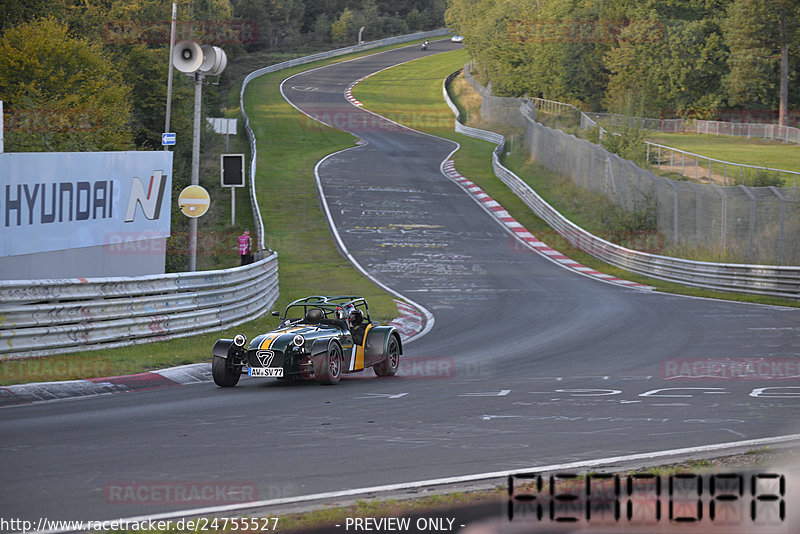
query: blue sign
161 132 176 146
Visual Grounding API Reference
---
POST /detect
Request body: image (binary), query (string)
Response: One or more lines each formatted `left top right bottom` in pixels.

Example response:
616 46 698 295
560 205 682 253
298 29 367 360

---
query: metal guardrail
240 29 450 251
444 72 800 299
0 254 279 359
646 141 800 187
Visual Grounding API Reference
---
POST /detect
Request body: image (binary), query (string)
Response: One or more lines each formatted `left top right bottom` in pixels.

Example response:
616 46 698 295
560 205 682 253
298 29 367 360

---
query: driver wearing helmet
348 306 367 345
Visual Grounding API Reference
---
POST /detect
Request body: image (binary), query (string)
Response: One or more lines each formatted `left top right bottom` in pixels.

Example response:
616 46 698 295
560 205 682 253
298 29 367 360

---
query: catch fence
462 67 800 266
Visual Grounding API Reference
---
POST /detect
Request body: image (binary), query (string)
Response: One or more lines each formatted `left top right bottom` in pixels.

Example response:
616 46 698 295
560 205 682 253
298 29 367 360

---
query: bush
599 126 648 167
744 169 783 187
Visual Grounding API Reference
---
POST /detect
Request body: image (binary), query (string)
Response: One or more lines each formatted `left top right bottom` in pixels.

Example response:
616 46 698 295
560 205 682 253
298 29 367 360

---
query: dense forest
3 0 797 153
0 0 446 153
446 0 799 124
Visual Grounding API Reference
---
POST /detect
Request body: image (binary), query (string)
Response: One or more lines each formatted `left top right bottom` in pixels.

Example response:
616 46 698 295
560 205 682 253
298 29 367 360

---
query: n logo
125 171 168 222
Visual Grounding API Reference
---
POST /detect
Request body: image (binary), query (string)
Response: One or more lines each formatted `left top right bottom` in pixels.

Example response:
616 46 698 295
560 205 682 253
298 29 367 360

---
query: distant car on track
451 35 464 43
212 296 402 386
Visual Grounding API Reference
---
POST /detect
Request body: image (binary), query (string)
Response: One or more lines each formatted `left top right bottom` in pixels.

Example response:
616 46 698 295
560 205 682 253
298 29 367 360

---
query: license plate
248 367 284 377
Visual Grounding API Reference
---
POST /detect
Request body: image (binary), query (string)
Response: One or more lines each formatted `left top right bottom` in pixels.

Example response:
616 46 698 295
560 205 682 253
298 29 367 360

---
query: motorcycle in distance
421 40 429 51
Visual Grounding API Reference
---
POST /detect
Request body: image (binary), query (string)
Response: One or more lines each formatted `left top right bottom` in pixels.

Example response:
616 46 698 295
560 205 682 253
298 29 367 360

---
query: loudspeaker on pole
199 45 228 76
172 40 203 73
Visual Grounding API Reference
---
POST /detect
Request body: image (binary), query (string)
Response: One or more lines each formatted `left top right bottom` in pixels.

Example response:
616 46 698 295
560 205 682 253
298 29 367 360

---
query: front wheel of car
314 342 342 385
212 355 240 387
373 335 400 377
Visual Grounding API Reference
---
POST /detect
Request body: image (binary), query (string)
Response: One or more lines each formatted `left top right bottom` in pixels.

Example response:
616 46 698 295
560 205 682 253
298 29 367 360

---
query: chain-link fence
583 113 800 143
587 112 684 133
695 120 800 144
463 67 800 266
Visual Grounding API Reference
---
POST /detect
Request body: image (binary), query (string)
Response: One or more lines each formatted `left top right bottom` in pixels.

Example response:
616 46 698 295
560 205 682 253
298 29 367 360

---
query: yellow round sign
178 185 210 218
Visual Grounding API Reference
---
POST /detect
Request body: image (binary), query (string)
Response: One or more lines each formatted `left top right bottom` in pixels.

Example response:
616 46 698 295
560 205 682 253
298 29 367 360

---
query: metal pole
769 187 785 265
163 3 177 151
231 187 235 227
189 71 203 272
358 26 365 44
739 185 756 261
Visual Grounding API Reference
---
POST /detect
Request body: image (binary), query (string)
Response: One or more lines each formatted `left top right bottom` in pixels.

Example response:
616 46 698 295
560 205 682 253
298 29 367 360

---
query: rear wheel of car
314 342 342 385
373 335 400 377
212 355 240 387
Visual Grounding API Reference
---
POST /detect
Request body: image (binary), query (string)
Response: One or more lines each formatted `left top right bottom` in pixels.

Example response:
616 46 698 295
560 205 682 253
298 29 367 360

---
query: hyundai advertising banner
0 151 172 257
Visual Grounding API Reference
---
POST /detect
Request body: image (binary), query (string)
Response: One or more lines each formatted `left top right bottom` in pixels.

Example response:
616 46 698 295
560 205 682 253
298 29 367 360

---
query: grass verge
0 39 437 386
352 52 800 308
648 132 800 176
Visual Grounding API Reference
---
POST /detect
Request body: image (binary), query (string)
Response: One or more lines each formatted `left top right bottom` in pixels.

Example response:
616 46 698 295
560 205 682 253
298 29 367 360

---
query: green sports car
212 296 402 386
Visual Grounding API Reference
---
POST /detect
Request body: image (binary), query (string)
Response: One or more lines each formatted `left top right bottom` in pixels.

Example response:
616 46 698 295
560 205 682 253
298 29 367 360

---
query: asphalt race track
2 40 799 525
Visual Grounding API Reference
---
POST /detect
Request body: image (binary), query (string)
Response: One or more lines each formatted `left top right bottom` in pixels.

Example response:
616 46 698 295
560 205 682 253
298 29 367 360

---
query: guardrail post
712 185 727 254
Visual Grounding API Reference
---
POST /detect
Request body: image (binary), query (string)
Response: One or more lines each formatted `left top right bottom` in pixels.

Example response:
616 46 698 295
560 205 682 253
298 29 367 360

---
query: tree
314 13 332 43
0 17 134 151
0 0 70 34
723 0 799 125
331 7 357 43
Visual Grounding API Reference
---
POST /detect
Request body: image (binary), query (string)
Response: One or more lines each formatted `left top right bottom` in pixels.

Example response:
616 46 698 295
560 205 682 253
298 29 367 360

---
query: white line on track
41 433 800 533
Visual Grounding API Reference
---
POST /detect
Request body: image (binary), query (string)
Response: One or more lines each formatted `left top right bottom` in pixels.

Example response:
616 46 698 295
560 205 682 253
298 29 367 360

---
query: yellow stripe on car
259 327 305 349
353 324 373 371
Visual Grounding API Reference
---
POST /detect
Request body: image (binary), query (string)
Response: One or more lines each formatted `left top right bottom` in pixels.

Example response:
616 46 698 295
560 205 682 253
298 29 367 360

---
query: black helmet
349 308 364 327
305 308 324 323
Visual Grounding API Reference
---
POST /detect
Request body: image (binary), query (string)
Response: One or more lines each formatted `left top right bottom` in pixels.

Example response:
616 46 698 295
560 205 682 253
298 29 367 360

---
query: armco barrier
0 254 279 359
240 29 450 251
444 71 800 299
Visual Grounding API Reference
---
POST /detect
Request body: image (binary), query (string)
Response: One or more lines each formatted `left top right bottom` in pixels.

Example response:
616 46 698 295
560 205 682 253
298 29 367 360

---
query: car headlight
233 334 247 347
292 334 305 347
